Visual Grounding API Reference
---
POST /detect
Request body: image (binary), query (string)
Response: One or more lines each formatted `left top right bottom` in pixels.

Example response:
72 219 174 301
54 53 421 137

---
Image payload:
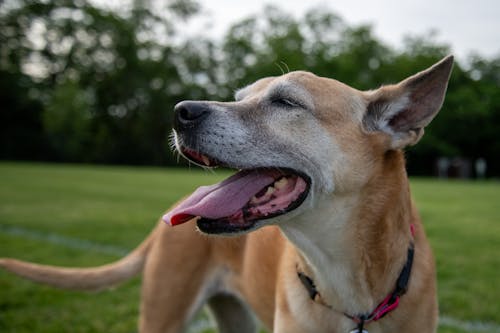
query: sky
193 0 500 62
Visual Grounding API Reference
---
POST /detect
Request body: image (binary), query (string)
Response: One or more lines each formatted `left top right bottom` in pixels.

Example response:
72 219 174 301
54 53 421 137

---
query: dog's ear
363 55 454 149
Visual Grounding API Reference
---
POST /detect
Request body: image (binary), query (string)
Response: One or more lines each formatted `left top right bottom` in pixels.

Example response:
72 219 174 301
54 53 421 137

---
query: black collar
297 243 414 331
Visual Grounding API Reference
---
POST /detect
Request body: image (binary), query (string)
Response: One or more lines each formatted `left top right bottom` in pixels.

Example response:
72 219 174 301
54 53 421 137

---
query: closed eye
271 97 301 108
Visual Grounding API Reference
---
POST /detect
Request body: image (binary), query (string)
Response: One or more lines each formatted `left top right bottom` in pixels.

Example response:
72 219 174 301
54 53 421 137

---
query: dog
0 56 453 332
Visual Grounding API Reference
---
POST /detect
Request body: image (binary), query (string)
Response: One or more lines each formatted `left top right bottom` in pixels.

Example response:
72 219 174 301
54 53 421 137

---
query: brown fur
0 56 453 332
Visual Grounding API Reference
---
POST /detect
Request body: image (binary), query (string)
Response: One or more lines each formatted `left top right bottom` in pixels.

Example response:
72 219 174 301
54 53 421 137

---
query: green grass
412 179 500 330
0 162 499 332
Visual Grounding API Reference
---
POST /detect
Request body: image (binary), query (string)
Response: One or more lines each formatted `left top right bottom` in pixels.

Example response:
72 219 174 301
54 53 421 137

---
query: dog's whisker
275 62 285 75
280 61 290 73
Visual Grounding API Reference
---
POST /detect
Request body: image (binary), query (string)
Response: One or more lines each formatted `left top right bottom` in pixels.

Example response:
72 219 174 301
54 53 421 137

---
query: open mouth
163 147 311 234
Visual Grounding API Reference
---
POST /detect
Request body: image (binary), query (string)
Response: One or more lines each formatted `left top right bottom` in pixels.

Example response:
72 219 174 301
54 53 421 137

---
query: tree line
1 0 499 176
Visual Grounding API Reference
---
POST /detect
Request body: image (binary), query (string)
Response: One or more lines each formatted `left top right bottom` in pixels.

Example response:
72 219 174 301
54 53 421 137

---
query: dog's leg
207 294 257 333
138 223 215 333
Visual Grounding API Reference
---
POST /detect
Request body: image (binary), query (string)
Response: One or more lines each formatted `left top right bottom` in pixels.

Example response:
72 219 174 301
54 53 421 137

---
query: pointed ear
363 55 454 149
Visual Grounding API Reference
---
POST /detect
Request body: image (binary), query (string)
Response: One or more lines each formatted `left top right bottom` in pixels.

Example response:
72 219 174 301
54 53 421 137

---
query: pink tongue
163 170 279 226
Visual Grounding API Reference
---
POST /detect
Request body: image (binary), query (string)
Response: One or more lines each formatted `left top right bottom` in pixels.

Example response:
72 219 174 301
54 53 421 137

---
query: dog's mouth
163 147 311 234
179 147 221 168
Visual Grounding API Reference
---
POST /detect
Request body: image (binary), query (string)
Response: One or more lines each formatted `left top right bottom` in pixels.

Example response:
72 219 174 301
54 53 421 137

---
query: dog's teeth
265 186 275 196
201 155 210 166
274 177 288 189
250 187 275 205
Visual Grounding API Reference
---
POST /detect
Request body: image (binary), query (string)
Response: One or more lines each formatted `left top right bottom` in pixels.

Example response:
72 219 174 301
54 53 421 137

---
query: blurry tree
0 2 499 176
0 70 46 160
43 80 91 161
0 0 199 165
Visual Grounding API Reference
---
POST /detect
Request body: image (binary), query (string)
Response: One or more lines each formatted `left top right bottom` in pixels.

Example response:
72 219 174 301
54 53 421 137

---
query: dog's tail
0 225 158 291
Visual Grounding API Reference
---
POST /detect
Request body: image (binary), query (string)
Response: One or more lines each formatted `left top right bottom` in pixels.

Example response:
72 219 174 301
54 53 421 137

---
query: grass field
0 162 499 332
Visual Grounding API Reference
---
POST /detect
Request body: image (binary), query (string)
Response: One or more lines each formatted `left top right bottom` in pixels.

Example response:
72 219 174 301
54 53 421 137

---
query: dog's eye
272 97 299 108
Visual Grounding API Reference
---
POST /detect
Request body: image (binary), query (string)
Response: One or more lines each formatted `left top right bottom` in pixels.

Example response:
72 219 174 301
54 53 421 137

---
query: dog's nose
174 101 210 130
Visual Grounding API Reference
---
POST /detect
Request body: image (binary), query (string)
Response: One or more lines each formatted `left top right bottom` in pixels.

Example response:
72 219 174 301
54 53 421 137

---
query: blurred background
0 1 499 333
1 0 499 177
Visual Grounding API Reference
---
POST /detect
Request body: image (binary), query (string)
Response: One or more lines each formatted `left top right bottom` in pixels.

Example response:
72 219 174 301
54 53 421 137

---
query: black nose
174 101 210 130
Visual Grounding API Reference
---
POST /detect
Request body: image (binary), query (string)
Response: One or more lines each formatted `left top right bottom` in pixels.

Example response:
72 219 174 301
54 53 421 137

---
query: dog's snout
174 101 210 130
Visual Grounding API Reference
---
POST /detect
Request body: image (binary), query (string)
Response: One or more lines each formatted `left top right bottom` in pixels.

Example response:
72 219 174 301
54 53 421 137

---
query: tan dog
0 56 454 333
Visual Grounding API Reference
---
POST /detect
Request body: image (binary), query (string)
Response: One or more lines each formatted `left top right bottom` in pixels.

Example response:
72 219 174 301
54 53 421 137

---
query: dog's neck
280 150 414 315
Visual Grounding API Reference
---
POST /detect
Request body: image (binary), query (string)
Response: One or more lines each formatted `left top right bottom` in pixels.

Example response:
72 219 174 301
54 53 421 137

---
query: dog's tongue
163 170 279 226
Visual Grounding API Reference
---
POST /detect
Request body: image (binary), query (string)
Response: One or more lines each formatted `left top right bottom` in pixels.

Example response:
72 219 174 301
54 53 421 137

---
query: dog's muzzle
168 100 312 235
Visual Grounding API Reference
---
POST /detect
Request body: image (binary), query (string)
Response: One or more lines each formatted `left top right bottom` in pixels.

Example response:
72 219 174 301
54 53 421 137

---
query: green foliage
0 1 499 175
0 0 194 165
43 80 92 161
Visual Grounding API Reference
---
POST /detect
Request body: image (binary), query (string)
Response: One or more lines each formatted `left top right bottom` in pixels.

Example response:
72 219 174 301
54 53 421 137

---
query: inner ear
364 93 411 132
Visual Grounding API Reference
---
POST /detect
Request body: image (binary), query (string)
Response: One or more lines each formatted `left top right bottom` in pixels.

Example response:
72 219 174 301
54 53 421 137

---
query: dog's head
164 56 453 235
